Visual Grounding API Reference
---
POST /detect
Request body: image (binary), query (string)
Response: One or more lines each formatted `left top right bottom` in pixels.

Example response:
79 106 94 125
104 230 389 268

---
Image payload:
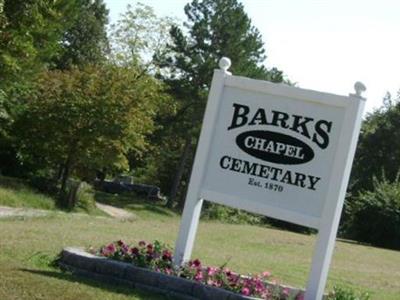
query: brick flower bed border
59 247 306 300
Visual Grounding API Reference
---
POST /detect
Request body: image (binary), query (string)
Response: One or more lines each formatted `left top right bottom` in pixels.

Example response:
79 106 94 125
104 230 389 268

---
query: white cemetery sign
174 57 366 300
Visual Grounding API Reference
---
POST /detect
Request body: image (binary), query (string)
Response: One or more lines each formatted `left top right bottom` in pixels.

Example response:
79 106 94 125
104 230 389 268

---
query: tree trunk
66 181 83 210
55 164 64 181
167 135 192 208
60 157 72 198
59 143 76 207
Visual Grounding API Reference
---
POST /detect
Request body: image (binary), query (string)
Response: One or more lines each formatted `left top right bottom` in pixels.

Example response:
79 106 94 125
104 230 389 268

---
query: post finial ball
354 81 366 97
219 57 231 72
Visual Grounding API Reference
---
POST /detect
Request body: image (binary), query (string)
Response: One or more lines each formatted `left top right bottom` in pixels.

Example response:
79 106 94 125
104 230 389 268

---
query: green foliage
350 94 400 193
328 285 370 300
72 181 97 213
99 240 173 272
110 2 174 70
0 175 56 210
343 95 400 246
201 202 262 225
0 0 75 89
14 64 169 205
54 0 109 69
151 0 285 207
0 0 83 177
345 175 400 249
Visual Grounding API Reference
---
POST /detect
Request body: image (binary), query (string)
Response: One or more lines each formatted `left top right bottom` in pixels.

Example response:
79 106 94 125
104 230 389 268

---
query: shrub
60 180 96 212
346 175 400 249
28 176 58 196
202 202 263 225
327 285 370 300
201 202 314 234
74 182 96 213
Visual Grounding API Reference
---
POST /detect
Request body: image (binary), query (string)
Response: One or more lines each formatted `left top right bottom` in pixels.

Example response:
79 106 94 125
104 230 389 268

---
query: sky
104 0 400 114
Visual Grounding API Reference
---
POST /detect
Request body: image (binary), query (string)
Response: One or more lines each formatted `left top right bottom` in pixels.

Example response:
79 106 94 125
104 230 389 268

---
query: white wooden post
304 82 366 300
173 58 232 266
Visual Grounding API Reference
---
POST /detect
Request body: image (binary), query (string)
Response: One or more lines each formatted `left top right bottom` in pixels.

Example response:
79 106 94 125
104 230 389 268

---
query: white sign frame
173 58 366 300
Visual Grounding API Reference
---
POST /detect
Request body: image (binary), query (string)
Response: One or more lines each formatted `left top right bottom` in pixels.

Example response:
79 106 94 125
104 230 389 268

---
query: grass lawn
0 184 399 299
0 176 56 210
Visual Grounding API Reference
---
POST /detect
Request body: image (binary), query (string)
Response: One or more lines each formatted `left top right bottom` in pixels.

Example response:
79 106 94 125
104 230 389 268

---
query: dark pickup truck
98 180 161 199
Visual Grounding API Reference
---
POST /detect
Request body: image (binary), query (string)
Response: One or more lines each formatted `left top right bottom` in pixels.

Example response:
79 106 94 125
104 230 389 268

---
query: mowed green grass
0 187 399 299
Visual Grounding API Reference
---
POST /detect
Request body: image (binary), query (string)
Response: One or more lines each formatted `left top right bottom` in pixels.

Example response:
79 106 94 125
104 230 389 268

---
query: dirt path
95 202 135 221
0 204 135 221
0 206 49 218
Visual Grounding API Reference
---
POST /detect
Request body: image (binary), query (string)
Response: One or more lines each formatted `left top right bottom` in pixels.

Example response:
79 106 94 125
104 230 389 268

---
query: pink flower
192 259 201 268
164 267 172 275
162 250 172 261
206 266 217 276
283 288 290 296
207 279 215 285
146 244 154 254
262 271 271 278
121 244 129 254
194 270 203 281
106 243 116 252
138 240 146 247
101 243 116 257
241 287 251 296
296 292 305 300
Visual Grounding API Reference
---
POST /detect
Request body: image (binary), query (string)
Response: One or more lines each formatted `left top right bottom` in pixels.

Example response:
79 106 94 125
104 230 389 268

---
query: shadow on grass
20 268 166 300
94 191 175 217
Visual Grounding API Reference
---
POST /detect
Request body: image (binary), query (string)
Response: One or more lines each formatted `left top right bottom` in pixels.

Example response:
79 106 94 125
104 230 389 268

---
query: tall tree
54 0 109 69
155 0 284 207
0 0 76 176
350 92 400 194
0 0 75 90
15 64 169 206
110 2 174 71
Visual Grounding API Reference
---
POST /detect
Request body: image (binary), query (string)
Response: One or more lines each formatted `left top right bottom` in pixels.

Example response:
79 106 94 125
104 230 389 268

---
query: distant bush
345 175 400 249
201 202 315 234
60 180 96 212
28 176 58 196
201 202 263 225
74 182 96 213
0 175 27 190
328 285 370 300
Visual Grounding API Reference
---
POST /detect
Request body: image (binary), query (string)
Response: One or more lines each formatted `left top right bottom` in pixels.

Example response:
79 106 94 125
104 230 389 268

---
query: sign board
174 58 366 300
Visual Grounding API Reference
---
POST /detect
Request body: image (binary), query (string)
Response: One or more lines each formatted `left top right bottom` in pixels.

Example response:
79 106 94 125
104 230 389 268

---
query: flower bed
95 240 304 299
57 240 370 300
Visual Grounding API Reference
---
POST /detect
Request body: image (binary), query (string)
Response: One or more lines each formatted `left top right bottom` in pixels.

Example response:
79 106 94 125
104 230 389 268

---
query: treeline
343 95 400 249
0 0 283 204
0 0 399 249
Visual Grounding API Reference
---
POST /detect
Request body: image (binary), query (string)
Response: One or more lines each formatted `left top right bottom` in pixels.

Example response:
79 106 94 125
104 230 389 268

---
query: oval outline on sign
235 130 314 165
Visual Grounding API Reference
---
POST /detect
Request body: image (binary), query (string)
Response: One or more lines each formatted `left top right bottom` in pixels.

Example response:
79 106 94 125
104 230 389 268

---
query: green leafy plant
74 181 96 213
327 285 370 300
346 175 400 249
